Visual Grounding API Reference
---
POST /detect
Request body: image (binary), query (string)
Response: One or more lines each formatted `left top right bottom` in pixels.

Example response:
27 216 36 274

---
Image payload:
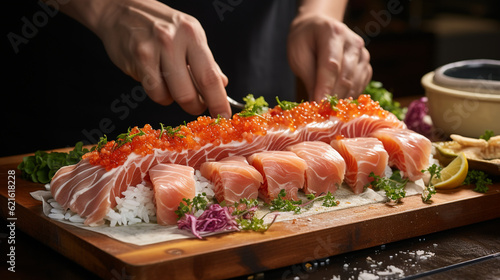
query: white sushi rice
104 183 157 227
42 171 215 227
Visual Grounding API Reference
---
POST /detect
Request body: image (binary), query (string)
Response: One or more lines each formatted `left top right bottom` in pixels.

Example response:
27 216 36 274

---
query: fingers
314 25 371 100
287 28 316 99
289 16 372 102
188 43 231 119
313 25 345 101
136 12 230 118
159 42 207 115
351 48 372 96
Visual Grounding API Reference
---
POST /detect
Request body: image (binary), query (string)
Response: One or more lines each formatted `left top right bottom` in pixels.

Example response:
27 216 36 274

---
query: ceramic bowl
421 60 500 138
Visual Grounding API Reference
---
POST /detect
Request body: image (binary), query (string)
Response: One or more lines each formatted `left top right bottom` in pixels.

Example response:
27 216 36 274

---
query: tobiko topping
83 95 389 170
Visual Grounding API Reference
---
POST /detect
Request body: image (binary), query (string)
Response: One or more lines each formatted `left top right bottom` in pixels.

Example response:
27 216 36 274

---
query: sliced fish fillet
247 151 307 203
331 137 388 194
200 156 263 204
149 163 196 225
371 128 431 181
286 141 345 196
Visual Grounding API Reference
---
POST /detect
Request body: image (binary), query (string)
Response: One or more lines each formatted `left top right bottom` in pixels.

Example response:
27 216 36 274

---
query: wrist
296 0 348 21
42 0 118 36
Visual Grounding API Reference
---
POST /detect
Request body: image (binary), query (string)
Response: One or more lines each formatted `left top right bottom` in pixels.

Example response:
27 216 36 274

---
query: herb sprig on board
18 142 90 184
369 171 408 203
421 164 441 203
268 189 303 213
463 170 492 193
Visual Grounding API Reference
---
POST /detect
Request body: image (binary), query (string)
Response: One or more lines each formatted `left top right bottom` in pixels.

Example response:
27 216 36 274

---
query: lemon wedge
432 152 469 189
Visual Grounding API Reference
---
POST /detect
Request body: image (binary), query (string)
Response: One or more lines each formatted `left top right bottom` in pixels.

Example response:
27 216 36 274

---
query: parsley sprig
369 171 408 203
276 97 300 110
238 94 268 117
479 130 494 141
305 192 339 207
268 189 303 213
232 198 273 232
421 164 441 203
463 170 492 193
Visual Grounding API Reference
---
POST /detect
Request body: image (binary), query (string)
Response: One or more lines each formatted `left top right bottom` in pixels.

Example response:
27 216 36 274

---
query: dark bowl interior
443 64 500 81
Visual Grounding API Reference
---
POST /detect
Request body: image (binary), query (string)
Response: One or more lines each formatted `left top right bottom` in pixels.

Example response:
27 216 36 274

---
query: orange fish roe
335 94 388 122
83 95 389 170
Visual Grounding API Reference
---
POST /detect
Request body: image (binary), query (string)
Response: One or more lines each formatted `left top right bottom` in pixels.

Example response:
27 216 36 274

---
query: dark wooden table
1 217 499 279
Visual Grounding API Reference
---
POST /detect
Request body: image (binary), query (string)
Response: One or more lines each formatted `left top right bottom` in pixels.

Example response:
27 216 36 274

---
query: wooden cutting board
1 153 500 280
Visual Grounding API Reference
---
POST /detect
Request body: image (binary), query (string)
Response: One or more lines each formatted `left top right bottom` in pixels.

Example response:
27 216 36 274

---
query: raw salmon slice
247 151 307 203
200 156 263 204
331 137 388 194
371 128 431 181
148 164 196 225
286 141 346 196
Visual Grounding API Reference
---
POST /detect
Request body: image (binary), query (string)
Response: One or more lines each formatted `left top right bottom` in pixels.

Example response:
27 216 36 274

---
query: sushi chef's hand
47 0 232 119
288 0 372 101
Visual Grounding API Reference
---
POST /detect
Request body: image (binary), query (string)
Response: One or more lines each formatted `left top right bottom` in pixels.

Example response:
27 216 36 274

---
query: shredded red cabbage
404 97 433 137
177 204 240 239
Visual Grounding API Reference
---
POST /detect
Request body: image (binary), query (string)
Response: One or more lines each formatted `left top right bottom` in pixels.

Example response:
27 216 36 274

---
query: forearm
297 0 348 20
41 0 117 36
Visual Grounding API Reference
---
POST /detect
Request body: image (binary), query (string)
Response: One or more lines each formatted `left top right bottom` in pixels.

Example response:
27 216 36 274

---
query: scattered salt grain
358 271 379 280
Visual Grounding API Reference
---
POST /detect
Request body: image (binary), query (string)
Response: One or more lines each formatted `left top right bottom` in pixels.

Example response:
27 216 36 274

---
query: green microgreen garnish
114 127 146 149
213 114 223 125
369 171 408 203
175 193 210 219
237 216 271 232
276 96 299 110
232 198 276 232
479 130 494 141
305 191 339 207
326 95 339 110
421 164 441 203
92 135 108 152
463 170 492 193
159 123 185 139
232 198 259 216
239 94 268 117
268 189 302 214
18 142 89 184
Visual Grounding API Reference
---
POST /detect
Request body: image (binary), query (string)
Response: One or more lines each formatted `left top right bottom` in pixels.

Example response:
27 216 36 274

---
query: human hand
65 0 231 118
287 12 372 101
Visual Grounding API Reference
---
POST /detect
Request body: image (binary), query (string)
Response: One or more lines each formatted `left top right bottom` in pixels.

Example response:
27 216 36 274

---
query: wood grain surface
1 153 499 280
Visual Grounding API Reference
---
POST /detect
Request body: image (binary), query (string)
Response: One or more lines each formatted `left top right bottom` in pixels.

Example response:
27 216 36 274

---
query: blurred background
2 0 500 156
345 0 500 97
